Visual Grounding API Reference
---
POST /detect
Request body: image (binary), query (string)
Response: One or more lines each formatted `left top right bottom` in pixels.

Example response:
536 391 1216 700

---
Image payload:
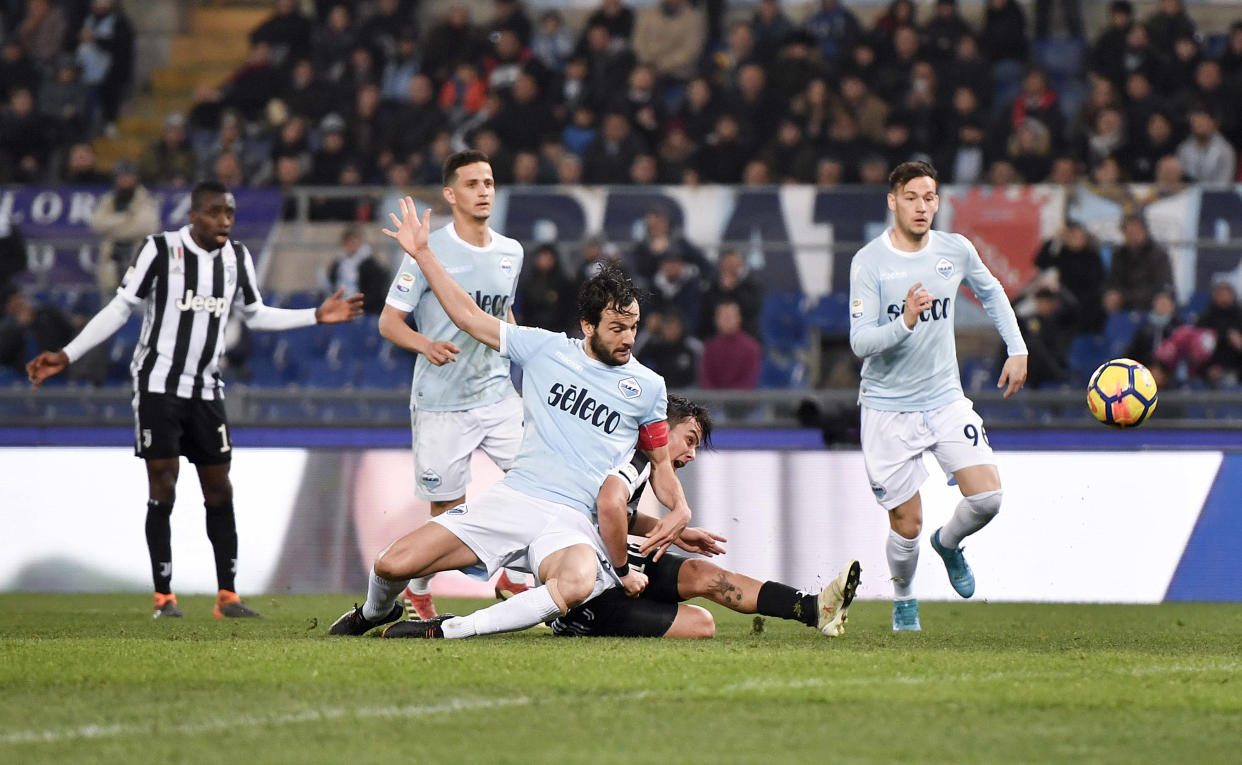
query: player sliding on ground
848 161 1028 631
330 198 693 639
551 394 863 639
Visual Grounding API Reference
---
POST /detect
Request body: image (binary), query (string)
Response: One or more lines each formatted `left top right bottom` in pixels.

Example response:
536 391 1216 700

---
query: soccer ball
1086 358 1158 428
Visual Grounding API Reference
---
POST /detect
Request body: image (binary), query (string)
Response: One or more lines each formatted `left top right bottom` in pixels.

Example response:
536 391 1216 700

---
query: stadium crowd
3 0 1242 394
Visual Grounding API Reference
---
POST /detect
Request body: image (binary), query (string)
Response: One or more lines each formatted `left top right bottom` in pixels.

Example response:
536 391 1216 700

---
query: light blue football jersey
848 229 1027 412
386 224 523 412
498 323 667 518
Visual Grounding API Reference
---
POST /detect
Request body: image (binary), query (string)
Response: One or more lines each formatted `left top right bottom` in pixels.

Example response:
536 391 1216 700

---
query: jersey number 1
217 424 231 453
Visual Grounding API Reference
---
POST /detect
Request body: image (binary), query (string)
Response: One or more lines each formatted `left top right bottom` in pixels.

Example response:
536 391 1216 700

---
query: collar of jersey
444 222 498 253
179 225 221 258
883 228 935 258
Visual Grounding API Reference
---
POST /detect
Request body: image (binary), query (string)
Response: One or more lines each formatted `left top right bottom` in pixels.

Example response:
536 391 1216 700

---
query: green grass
2 595 1241 764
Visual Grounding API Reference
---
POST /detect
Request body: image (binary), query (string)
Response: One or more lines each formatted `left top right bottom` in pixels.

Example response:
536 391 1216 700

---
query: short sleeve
385 253 426 312
499 323 563 365
116 236 160 305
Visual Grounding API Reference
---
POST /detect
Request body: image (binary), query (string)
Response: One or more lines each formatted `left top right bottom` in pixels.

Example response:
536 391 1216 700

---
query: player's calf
662 604 715 639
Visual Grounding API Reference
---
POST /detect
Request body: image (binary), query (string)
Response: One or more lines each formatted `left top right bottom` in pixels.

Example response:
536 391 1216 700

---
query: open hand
315 287 364 323
637 506 691 562
382 196 432 257
674 527 727 557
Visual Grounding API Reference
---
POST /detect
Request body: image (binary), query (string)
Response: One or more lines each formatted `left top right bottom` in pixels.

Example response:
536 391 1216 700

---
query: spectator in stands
1002 67 1064 157
269 113 311 167
1035 0 1083 41
0 86 49 183
869 0 915 56
61 141 108 184
358 0 408 64
1221 22 1242 81
38 54 87 144
250 0 312 66
1164 35 1202 99
89 159 158 295
1176 106 1237 185
387 75 443 165
1034 221 1105 333
1125 289 1181 380
583 111 645 184
833 72 888 144
700 299 761 390
791 76 831 146
421 4 485 82
378 28 421 104
0 219 27 299
213 151 245 189
1048 154 1082 185
1071 73 1121 151
0 291 74 376
1014 286 1075 388
135 111 195 187
224 42 284 122
1007 117 1053 183
677 77 720 145
494 72 559 154
704 20 754 90
531 10 573 73
581 23 635 114
730 61 779 152
201 111 262 185
74 0 133 131
1118 23 1161 91
1153 154 1186 195
941 118 988 185
1122 71 1166 148
1104 214 1174 314
1128 111 1179 182
1187 61 1237 141
583 0 634 44
628 153 658 184
942 33 991 109
633 0 705 83
759 117 816 184
17 0 65 67
628 208 710 288
311 4 357 83
1144 0 1194 55
0 41 40 102
321 226 387 315
556 152 583 184
699 249 761 339
1091 1 1134 89
1197 277 1242 387
804 0 862 66
874 25 921 105
987 158 1021 185
491 0 533 47
309 113 351 185
980 0 1029 70
573 236 620 288
639 311 701 389
516 243 575 333
1082 107 1131 175
656 125 697 183
439 61 487 128
649 254 703 332
750 0 794 64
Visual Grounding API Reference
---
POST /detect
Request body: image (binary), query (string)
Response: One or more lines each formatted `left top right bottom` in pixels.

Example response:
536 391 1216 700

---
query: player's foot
328 603 405 636
382 614 455 639
930 528 976 598
892 599 921 631
153 592 183 619
213 589 261 618
399 588 437 620
494 570 531 600
817 560 862 637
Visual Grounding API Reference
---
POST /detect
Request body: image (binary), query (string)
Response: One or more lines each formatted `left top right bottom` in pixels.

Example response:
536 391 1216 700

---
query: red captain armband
636 421 668 451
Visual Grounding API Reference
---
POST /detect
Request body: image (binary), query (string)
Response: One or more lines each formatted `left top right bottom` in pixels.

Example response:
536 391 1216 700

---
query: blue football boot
930 528 975 598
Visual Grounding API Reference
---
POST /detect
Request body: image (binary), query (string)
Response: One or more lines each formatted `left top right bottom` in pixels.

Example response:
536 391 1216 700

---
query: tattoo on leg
709 574 742 605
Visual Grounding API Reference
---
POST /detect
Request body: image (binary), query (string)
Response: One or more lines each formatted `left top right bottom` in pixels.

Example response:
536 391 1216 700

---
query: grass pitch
2 595 1240 765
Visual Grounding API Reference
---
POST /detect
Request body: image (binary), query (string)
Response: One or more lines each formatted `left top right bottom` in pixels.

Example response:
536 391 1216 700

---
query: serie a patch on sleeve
850 299 864 319
395 272 415 292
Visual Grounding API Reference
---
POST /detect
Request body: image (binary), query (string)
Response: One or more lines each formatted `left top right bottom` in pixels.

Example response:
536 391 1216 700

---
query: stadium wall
3 439 1239 603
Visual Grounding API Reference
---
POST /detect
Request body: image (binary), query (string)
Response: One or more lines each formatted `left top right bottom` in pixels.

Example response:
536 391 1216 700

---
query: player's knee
202 482 233 508
891 513 921 538
681 605 715 639
149 473 177 504
373 550 403 582
966 489 1002 519
678 558 716 599
553 565 598 608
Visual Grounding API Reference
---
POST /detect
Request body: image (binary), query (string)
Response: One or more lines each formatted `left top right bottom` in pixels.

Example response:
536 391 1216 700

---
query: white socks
406 575 432 596
938 490 1003 549
887 529 920 599
441 585 561 639
362 567 409 620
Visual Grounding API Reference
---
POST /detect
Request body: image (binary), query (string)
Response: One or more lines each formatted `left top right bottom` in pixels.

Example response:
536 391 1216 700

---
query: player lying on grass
330 198 693 639
551 394 862 639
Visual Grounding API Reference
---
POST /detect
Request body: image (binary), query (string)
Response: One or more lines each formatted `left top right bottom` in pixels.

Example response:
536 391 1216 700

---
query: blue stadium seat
1181 290 1210 323
760 292 808 352
1068 334 1109 383
806 293 851 336
959 357 997 392
301 358 357 388
1104 311 1141 357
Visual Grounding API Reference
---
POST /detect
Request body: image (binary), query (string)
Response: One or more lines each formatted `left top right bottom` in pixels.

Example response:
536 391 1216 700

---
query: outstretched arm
636 444 692 561
382 196 500 350
27 295 133 389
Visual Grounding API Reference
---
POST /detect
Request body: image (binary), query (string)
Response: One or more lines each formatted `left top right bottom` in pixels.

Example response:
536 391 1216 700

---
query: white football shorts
411 395 523 500
429 482 618 599
860 397 995 510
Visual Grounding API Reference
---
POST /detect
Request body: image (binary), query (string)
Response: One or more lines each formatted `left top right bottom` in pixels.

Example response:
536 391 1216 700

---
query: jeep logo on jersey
618 377 641 399
936 257 954 279
547 383 623 433
499 257 514 277
887 296 951 323
420 468 441 490
473 291 510 317
175 289 227 317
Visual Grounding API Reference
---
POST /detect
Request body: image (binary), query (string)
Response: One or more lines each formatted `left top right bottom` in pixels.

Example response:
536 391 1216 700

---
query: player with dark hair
848 160 1027 631
378 149 531 619
27 181 364 618
330 198 692 639
551 393 863 639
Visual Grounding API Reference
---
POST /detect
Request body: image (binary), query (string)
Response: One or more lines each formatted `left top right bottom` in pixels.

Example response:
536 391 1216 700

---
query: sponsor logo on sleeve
850 298 864 319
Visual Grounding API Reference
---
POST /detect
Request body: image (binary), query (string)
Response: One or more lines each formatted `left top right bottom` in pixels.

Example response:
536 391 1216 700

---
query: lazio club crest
420 468 441 490
618 377 641 399
935 257 954 279
499 257 514 278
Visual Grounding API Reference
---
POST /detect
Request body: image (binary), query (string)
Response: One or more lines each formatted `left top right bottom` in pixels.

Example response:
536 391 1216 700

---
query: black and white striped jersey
120 226 265 400
608 450 653 530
